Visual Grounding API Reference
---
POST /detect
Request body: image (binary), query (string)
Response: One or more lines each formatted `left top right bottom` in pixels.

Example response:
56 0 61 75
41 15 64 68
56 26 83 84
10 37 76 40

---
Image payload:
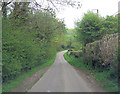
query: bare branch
33 0 81 13
46 0 59 12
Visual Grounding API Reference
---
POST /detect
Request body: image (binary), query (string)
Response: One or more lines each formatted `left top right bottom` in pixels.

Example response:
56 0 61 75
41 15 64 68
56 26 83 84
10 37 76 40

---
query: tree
1 1 12 18
34 0 81 12
75 11 102 46
100 15 118 35
1 0 81 19
11 2 30 19
2 8 66 83
2 0 81 84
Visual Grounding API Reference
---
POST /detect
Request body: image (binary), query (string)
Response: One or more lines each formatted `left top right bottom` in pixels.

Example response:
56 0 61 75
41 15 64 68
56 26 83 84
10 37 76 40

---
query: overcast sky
56 0 120 29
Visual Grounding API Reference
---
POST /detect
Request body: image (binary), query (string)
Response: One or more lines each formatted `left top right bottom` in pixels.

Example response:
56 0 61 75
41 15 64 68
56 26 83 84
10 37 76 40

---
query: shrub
84 33 118 69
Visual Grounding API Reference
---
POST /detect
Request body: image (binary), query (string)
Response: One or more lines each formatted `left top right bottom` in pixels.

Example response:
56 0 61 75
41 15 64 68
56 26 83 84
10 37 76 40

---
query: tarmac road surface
28 50 92 92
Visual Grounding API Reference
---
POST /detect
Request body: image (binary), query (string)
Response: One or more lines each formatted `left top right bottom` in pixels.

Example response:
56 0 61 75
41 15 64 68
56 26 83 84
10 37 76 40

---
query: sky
56 0 120 29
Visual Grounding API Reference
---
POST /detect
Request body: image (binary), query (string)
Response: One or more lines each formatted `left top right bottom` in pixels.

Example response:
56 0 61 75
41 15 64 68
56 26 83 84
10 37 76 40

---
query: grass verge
64 52 118 92
2 53 56 92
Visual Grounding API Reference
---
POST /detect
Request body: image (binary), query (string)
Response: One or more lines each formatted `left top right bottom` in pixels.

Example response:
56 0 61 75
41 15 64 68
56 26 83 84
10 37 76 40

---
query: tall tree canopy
75 11 118 46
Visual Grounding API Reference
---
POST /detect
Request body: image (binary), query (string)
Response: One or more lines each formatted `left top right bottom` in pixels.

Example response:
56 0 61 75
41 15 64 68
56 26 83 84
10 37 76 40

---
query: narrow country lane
28 50 92 92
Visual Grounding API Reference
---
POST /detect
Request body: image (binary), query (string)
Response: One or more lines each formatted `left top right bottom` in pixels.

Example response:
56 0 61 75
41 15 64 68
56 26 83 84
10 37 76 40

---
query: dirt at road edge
11 66 50 92
73 66 107 92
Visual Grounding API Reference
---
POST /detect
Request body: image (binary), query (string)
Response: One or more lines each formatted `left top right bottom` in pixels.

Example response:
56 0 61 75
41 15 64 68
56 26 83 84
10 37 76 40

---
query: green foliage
2 8 66 83
2 53 56 92
75 11 118 46
76 11 102 45
65 29 82 50
64 52 118 92
64 52 86 70
74 11 118 92
100 15 118 34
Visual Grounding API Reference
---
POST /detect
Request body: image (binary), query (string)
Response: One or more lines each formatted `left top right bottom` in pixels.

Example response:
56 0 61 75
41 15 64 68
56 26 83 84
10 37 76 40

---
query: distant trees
65 29 82 50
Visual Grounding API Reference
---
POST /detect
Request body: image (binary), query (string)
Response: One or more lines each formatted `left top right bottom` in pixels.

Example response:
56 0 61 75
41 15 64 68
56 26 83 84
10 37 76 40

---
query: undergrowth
64 52 118 92
2 53 56 92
